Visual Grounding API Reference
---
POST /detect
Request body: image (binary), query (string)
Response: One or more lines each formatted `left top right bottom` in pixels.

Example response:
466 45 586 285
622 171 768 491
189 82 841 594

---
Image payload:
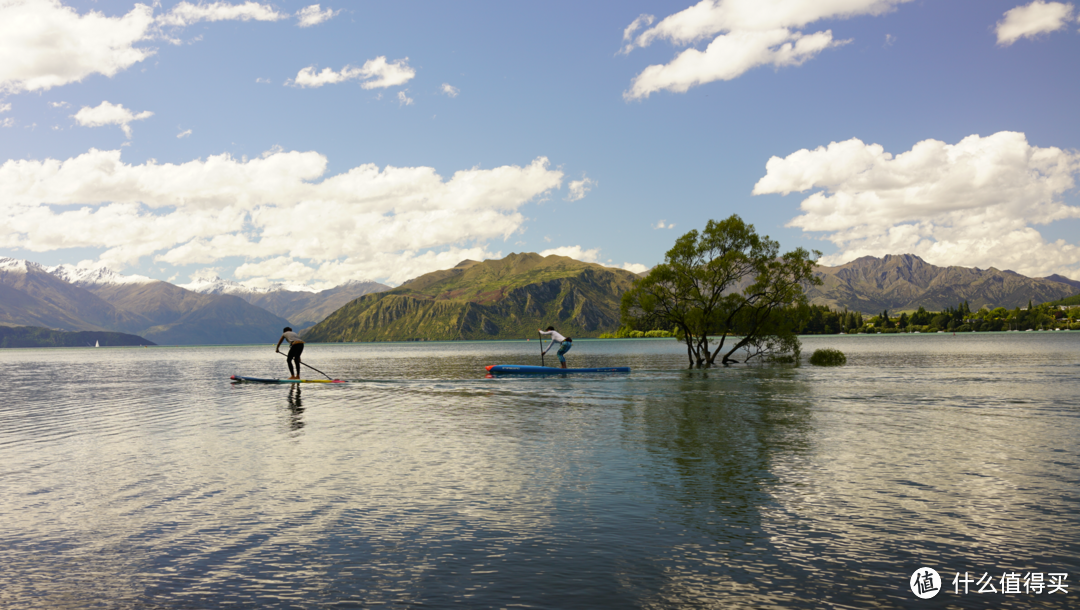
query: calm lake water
1 333 1077 609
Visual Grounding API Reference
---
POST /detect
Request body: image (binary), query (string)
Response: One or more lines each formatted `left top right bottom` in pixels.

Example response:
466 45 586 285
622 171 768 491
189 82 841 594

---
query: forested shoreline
801 301 1080 334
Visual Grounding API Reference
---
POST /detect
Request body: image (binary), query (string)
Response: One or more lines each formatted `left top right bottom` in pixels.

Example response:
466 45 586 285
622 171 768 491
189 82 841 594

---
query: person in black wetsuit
275 327 305 380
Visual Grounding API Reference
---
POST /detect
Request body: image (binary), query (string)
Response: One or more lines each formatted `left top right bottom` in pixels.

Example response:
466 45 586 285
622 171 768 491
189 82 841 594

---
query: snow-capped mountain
47 264 154 287
0 257 45 274
179 274 314 295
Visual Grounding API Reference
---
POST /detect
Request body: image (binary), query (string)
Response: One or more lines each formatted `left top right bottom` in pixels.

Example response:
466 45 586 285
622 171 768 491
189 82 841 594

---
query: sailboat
95 340 99 348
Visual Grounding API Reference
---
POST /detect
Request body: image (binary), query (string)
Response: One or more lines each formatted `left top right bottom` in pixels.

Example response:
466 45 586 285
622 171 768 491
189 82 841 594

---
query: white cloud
0 103 10 113
356 56 416 89
72 101 153 138
566 176 595 201
995 1 1075 46
622 0 912 99
177 128 192 138
397 91 414 106
156 1 288 27
540 246 602 263
441 83 460 97
1 118 14 128
255 77 271 84
753 131 1080 278
653 220 676 229
49 101 69 108
0 148 564 285
296 4 340 27
0 0 156 93
622 262 649 274
291 56 415 89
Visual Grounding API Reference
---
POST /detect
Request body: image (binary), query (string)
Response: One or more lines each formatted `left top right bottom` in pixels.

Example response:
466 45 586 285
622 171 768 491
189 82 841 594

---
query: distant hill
79 281 291 345
0 259 151 333
807 254 1080 313
1046 293 1080 307
180 276 390 328
0 325 154 348
304 253 640 342
0 258 292 345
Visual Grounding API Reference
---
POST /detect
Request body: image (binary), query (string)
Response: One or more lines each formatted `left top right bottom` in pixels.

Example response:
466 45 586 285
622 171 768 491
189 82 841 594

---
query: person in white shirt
275 327 305 380
538 326 572 369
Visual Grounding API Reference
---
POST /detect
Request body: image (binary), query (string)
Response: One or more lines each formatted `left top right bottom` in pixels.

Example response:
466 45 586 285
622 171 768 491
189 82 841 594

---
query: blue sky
2 0 1079 288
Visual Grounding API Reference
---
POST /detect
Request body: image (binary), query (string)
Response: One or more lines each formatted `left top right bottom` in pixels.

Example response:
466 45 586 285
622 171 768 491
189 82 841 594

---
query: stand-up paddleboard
486 365 630 374
231 375 346 384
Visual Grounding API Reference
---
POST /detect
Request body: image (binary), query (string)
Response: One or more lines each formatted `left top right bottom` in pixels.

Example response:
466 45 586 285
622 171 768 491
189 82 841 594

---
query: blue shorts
556 341 572 363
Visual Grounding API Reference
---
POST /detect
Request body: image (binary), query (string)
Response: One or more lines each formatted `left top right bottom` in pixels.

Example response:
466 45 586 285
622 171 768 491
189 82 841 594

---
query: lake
1 333 1077 608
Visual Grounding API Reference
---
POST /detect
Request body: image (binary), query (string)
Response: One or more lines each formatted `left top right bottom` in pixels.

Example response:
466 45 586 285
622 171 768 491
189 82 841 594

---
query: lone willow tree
621 215 821 368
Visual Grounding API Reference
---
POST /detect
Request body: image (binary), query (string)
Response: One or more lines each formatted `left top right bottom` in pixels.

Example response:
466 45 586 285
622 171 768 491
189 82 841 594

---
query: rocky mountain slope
807 254 1079 313
181 276 390 328
304 253 640 342
1 258 290 345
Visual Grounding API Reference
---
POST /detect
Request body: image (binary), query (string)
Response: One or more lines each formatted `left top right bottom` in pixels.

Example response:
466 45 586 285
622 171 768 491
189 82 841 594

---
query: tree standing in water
621 215 821 368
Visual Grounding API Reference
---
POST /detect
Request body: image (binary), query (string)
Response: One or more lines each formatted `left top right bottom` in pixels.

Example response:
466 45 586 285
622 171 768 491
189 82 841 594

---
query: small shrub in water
810 348 846 366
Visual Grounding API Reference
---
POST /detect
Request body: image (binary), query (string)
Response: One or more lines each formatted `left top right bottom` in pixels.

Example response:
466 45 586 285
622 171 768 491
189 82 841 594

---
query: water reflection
285 384 304 432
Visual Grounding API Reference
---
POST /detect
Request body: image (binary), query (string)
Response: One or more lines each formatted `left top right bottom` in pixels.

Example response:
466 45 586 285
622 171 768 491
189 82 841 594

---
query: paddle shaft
538 331 544 366
278 350 333 380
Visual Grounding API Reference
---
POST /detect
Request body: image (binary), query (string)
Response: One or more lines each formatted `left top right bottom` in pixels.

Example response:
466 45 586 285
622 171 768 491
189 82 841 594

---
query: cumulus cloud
753 131 1080 278
622 0 912 100
0 0 156 93
1 118 13 128
540 246 602 263
0 148 565 286
566 176 595 201
156 1 287 27
296 4 340 27
291 56 415 89
653 220 676 229
177 128 192 138
0 1 312 94
397 91 414 106
622 262 650 274
995 1 1075 46
0 103 10 113
72 101 153 138
441 83 460 97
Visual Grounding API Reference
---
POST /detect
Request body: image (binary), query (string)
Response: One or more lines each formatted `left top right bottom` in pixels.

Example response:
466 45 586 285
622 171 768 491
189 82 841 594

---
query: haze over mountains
180 275 389 329
0 258 389 345
2 253 1078 345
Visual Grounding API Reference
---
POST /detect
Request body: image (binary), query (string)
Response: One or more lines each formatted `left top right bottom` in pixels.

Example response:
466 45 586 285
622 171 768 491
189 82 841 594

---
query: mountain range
0 258 388 345
180 275 389 328
806 254 1080 313
304 253 640 342
2 253 1078 345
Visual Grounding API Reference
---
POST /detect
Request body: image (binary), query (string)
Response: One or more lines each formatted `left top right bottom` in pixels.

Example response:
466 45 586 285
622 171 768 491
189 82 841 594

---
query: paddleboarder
275 327 305 380
538 326 572 369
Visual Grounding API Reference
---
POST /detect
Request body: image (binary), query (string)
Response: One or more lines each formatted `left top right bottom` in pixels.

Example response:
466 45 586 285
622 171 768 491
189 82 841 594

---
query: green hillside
304 253 639 342
1046 293 1080 306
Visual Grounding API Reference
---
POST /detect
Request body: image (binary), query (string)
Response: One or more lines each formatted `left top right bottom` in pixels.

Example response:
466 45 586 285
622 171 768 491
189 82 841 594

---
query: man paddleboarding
275 327 305 380
538 326 572 369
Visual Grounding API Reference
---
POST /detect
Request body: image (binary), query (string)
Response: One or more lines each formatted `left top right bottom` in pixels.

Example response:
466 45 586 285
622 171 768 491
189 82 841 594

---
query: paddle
277 351 334 380
538 331 544 366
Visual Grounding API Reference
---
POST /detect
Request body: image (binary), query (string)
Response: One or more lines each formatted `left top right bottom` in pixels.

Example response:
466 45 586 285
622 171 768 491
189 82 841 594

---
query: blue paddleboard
486 365 630 374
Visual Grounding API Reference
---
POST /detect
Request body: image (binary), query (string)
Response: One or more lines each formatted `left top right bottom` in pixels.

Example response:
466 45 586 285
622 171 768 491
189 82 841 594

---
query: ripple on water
0 336 1077 608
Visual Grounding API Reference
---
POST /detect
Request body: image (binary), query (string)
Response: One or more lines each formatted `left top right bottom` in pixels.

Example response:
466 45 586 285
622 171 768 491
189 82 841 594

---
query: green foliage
628 330 645 338
809 348 846 366
598 333 615 339
644 329 673 337
621 214 820 368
